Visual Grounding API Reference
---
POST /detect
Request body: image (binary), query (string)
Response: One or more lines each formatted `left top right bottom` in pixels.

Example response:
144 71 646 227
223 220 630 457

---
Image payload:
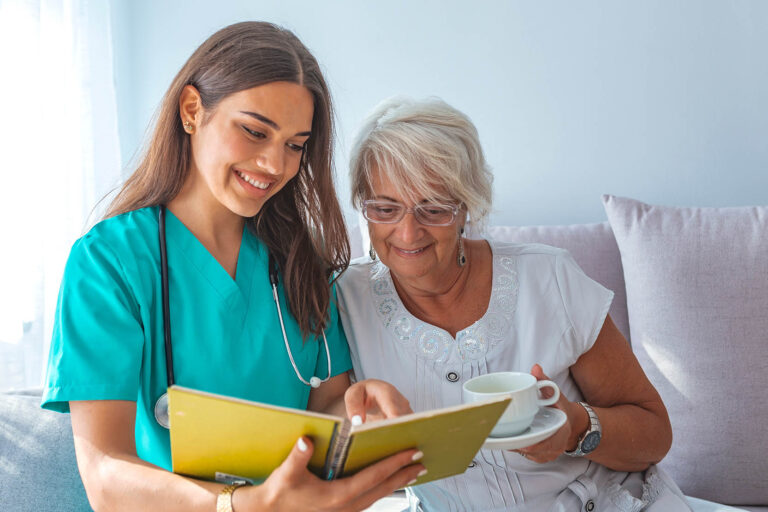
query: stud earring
457 227 467 267
369 246 377 261
183 121 194 133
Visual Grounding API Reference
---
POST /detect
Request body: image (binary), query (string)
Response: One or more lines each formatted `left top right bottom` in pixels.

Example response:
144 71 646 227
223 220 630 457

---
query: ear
179 85 203 127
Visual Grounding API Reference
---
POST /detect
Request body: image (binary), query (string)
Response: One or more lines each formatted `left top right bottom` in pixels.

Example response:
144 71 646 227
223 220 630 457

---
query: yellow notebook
168 385 509 486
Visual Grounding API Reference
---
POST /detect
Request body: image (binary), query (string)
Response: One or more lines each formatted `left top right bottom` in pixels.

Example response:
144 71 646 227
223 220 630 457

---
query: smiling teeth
236 170 269 189
400 248 425 254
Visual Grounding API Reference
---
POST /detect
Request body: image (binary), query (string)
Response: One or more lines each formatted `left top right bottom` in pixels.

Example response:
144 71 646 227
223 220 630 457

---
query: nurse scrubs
42 206 352 470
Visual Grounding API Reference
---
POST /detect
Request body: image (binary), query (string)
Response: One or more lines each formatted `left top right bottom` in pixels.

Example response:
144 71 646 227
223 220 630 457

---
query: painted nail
351 415 363 426
412 450 424 461
297 437 308 452
417 469 428 477
407 478 418 486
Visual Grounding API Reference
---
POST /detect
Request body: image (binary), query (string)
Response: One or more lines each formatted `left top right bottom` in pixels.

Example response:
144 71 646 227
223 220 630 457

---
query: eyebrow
239 110 312 137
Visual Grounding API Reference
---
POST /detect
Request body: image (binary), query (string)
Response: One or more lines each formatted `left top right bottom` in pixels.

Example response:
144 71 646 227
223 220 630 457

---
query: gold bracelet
216 483 246 512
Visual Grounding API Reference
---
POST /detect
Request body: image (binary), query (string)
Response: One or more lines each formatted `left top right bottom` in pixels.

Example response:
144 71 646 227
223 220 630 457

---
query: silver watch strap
565 401 601 457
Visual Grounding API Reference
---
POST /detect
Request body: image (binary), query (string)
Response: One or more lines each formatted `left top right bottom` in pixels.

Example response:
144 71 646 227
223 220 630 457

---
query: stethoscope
153 205 331 428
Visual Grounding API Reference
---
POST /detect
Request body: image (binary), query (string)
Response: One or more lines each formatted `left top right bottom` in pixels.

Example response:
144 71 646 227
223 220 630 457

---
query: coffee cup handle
536 380 560 407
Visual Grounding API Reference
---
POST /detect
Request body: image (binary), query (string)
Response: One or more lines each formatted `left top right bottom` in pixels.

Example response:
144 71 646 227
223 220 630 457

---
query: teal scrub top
42 206 352 471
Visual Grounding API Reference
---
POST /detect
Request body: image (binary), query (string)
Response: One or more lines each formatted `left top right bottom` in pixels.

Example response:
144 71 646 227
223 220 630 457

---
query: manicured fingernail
297 437 308 452
407 478 418 486
417 469 428 477
411 450 424 461
351 415 363 426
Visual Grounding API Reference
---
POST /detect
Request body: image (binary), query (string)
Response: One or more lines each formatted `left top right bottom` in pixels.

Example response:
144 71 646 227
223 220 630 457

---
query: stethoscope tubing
153 205 330 429
270 279 331 388
158 205 175 388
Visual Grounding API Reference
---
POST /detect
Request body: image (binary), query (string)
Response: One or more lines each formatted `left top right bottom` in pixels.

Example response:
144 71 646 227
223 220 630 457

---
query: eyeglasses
362 200 460 226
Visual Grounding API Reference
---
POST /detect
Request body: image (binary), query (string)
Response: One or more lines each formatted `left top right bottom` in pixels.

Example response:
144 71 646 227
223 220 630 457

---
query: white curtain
0 0 121 390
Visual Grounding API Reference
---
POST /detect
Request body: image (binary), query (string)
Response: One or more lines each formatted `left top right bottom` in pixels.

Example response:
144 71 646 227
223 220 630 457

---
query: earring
183 121 194 133
457 228 467 267
369 246 377 261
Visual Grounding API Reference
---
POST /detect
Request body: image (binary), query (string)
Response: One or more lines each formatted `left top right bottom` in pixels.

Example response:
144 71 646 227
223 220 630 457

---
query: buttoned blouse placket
370 241 524 508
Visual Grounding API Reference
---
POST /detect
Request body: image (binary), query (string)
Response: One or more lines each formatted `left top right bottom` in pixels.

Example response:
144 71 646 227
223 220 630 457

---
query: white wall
111 0 768 226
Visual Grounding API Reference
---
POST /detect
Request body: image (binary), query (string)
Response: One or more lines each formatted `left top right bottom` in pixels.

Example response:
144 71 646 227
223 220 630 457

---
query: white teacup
462 372 560 438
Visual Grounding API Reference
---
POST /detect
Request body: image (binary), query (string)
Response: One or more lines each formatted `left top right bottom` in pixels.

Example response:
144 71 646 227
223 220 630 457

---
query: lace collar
369 240 519 363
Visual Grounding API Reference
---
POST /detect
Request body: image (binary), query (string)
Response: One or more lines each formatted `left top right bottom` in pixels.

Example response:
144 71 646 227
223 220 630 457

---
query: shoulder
83 207 156 245
338 256 376 289
488 239 569 263
78 207 156 250
487 240 584 288
68 207 158 273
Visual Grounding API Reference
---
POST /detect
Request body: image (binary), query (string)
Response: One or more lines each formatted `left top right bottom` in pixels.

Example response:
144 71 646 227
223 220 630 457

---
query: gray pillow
603 195 768 506
0 389 91 511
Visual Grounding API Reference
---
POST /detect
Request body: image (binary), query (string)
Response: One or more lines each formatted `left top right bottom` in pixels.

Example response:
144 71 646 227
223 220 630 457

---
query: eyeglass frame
361 199 462 226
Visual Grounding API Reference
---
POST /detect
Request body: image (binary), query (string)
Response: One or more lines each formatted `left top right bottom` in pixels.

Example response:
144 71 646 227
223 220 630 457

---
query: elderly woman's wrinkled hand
513 364 582 464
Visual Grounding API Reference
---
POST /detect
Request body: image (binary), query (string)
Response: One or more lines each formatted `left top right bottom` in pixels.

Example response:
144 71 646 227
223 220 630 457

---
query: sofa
361 195 768 512
2 195 766 511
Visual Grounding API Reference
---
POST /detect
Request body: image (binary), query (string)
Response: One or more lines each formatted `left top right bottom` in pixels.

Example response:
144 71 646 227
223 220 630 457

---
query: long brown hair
106 22 349 338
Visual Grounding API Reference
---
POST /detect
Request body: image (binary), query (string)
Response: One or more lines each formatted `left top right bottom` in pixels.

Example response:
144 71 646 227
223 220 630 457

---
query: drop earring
369 246 377 261
457 227 467 267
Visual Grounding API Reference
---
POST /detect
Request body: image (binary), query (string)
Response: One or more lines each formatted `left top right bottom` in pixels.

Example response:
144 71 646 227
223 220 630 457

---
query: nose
256 140 285 176
396 210 423 244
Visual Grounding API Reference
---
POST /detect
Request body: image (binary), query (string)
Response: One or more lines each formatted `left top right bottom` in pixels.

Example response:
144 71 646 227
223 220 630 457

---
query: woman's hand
344 379 413 423
241 436 425 511
513 364 588 464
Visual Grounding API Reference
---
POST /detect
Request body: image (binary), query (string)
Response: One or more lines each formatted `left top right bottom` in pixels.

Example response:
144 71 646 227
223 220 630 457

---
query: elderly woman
337 97 691 511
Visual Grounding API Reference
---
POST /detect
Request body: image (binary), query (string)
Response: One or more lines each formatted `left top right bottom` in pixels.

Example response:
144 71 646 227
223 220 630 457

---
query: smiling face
181 81 314 218
368 170 464 285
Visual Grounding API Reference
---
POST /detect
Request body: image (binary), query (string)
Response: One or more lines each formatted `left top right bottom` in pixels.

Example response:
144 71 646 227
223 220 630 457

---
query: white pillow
603 195 768 506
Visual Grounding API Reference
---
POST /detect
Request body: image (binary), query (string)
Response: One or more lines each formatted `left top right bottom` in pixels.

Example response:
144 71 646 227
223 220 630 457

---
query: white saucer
482 407 567 451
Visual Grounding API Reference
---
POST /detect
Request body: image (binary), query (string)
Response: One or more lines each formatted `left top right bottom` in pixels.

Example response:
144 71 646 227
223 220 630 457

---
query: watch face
581 432 601 453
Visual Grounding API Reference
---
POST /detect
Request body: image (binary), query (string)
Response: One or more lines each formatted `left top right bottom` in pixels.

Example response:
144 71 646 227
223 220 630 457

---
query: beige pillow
603 195 768 506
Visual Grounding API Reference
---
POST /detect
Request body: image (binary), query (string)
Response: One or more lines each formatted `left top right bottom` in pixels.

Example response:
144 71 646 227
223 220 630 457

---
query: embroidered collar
370 240 519 363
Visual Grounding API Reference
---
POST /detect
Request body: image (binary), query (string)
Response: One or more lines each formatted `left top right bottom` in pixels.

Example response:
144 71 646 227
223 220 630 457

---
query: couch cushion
0 389 91 511
472 222 630 342
603 195 768 506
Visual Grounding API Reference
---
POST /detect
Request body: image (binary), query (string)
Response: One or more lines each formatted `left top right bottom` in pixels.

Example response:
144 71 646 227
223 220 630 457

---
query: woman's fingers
349 460 427 511
514 365 575 463
343 383 368 424
344 379 412 422
366 381 412 419
264 438 423 511
517 416 573 463
339 448 425 508
531 364 571 412
280 436 315 478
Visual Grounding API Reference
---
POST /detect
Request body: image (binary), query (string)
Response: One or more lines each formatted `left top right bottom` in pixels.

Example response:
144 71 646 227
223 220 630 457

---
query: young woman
42 22 423 511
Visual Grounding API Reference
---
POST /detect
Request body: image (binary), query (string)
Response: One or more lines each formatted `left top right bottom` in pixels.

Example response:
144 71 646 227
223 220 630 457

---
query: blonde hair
349 96 493 229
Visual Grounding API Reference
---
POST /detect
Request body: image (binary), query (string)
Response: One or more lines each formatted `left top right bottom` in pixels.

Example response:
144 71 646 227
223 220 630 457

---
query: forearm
320 394 348 416
78 449 268 511
569 401 672 472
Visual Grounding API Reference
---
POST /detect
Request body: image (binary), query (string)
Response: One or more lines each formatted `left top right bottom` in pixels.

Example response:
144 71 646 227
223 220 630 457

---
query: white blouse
338 240 690 512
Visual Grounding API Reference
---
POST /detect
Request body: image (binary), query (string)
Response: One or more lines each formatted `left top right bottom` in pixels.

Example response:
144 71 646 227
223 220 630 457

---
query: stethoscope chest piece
154 391 170 429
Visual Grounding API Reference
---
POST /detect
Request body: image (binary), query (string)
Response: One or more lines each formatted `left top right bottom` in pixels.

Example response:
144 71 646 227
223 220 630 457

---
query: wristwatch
217 482 247 512
565 401 602 457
